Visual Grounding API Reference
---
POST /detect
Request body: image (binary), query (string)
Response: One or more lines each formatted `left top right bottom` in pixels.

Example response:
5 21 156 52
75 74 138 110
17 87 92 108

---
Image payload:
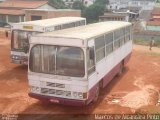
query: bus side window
88 47 95 75
120 28 125 46
114 29 121 50
125 26 131 42
95 35 105 62
105 32 113 56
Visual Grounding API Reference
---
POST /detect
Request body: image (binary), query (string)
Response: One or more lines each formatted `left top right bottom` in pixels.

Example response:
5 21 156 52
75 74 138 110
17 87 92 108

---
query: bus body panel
29 93 86 106
30 36 86 48
88 41 132 90
28 76 88 94
11 24 45 32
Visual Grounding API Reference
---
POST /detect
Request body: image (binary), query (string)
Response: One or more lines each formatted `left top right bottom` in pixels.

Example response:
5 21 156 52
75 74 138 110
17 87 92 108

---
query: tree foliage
82 0 108 23
95 0 109 5
72 0 86 10
49 0 67 9
48 0 109 23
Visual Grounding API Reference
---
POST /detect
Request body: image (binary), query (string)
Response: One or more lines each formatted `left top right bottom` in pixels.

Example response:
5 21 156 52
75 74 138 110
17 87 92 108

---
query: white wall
107 0 130 10
62 0 94 7
146 26 160 31
128 0 156 10
108 0 156 10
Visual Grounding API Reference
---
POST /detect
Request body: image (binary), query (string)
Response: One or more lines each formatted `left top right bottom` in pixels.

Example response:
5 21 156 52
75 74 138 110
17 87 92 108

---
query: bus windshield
29 45 85 77
11 30 40 52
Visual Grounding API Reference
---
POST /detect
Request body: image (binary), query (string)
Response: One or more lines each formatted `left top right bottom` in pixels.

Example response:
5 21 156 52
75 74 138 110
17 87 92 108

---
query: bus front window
29 45 85 77
12 30 39 52
56 47 85 77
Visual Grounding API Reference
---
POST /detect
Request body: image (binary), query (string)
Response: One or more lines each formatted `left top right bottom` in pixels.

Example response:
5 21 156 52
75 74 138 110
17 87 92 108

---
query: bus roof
11 17 85 27
35 21 131 40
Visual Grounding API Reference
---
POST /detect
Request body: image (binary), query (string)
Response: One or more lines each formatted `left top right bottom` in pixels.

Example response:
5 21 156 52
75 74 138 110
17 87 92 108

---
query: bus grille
41 88 48 94
46 82 65 88
40 88 71 97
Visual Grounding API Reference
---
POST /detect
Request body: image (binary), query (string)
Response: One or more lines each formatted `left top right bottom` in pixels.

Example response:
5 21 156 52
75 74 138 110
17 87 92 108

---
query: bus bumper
11 59 28 65
29 93 87 106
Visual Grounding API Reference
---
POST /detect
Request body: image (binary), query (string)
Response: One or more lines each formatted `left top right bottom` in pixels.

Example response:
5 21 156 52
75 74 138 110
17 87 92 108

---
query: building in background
128 0 157 10
146 21 160 31
100 6 141 22
108 0 156 11
150 7 160 21
113 6 141 21
107 0 130 10
0 0 55 23
99 13 129 22
62 0 95 7
145 7 160 32
25 9 81 21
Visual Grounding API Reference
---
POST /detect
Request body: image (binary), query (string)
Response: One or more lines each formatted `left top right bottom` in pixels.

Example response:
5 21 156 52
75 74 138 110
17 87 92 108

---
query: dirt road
0 38 160 117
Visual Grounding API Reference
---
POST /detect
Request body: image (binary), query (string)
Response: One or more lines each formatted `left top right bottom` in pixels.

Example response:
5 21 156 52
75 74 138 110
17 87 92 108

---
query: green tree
83 4 105 23
72 0 86 10
49 0 67 9
95 0 109 5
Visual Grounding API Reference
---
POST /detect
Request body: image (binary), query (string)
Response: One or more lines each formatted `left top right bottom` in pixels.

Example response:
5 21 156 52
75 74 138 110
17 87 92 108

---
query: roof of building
34 21 131 40
25 9 80 12
100 13 127 18
0 9 24 15
152 16 160 19
119 6 142 12
151 7 160 15
0 0 48 9
12 17 86 27
132 0 156 2
147 21 160 26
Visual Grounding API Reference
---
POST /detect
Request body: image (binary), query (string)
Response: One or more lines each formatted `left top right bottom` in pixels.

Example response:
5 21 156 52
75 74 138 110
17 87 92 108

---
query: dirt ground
0 35 160 119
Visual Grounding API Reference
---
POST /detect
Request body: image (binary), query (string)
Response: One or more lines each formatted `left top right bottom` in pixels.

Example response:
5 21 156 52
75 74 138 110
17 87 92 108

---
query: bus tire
117 62 124 76
92 83 100 103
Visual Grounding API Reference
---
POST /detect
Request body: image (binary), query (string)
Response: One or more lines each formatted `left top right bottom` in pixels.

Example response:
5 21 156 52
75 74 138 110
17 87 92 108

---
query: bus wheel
93 84 100 102
117 62 124 76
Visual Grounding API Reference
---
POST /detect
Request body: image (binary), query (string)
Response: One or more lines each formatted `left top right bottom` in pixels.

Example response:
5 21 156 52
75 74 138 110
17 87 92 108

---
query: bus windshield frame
11 30 41 52
29 45 85 77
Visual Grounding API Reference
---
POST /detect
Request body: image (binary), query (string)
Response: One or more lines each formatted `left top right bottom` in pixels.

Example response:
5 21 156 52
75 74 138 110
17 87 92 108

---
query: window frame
29 44 85 77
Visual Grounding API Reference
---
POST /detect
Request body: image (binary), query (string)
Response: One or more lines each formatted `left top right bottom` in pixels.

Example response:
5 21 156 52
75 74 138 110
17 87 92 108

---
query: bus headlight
78 92 83 99
12 55 15 59
73 92 78 97
73 92 87 99
12 55 19 60
30 86 40 93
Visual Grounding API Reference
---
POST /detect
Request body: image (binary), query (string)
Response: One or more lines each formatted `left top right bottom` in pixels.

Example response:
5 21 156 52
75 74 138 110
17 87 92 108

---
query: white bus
28 21 132 106
11 17 86 65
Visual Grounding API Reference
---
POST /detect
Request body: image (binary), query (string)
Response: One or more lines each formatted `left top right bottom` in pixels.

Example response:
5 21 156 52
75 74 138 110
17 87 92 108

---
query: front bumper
29 93 87 106
11 58 28 65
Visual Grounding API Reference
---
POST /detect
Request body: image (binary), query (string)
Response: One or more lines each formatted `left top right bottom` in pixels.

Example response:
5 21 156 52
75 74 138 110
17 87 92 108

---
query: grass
133 39 160 48
133 39 149 46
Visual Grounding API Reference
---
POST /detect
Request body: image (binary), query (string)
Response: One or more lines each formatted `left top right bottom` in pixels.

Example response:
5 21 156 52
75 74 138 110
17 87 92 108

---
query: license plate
50 99 59 103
